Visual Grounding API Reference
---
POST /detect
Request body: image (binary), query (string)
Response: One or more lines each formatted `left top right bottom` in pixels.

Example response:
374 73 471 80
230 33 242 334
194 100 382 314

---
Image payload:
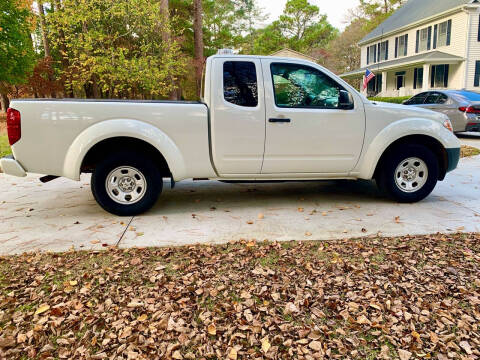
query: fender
63 119 187 181
356 117 459 180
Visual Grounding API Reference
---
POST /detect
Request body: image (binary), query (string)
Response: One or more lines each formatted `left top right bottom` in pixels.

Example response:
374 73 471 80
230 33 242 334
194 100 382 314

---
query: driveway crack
116 216 134 247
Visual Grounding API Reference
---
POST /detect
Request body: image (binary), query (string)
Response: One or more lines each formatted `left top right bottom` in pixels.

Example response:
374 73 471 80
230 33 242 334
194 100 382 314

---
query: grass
461 144 480 158
368 96 411 104
0 121 11 159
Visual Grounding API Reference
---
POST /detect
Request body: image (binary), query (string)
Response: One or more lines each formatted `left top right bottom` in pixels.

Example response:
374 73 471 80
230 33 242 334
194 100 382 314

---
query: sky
257 0 360 30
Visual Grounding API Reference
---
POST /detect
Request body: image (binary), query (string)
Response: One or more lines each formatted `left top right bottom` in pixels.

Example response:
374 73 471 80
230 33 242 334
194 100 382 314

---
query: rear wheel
91 151 163 216
377 144 439 203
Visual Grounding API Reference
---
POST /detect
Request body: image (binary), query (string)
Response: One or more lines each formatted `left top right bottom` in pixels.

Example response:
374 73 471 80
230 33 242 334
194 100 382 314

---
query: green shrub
368 96 411 104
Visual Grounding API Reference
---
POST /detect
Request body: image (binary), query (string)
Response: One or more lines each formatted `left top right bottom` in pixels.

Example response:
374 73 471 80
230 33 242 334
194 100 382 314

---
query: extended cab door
260 59 365 174
210 58 265 175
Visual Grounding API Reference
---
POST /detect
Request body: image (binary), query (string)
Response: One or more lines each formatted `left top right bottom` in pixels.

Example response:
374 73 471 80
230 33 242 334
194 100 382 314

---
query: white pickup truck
1 53 461 215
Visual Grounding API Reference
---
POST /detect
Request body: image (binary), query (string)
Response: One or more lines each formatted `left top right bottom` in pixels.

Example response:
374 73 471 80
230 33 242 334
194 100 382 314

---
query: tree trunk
193 0 204 99
53 0 74 98
0 93 9 113
38 1 57 98
160 0 179 100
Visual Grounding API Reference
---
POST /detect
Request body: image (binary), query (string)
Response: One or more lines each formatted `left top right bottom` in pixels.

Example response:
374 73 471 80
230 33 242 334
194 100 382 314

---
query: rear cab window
223 61 258 107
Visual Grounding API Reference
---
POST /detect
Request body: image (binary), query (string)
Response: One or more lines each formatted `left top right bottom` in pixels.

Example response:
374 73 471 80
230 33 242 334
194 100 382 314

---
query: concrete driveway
1 134 479 255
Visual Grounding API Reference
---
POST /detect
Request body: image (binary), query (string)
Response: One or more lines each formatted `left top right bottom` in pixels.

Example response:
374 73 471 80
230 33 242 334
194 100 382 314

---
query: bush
368 96 411 104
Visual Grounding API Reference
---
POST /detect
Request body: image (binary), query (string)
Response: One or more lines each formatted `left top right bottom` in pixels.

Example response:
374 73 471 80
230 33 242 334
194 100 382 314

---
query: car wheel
377 144 439 203
91 151 163 216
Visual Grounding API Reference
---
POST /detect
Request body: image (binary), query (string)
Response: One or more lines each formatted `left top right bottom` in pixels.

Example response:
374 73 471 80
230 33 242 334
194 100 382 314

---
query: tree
353 0 405 32
249 0 337 55
0 0 35 111
193 0 204 97
47 0 186 99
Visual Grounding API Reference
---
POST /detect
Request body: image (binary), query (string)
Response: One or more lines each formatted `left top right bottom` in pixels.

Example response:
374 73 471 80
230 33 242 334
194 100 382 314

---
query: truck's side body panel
9 100 215 181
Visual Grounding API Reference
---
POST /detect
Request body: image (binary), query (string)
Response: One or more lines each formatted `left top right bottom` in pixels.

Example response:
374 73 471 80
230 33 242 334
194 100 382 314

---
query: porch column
422 64 430 91
381 71 387 95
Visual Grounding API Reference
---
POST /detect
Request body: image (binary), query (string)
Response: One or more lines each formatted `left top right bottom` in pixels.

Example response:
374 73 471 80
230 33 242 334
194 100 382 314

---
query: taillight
459 106 480 114
6 108 21 145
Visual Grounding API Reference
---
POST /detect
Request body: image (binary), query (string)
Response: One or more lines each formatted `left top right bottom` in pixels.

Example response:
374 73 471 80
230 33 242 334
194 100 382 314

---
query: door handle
269 118 291 123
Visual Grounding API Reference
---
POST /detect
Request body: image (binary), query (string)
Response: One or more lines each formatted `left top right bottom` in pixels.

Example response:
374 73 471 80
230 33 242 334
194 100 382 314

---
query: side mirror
339 90 354 110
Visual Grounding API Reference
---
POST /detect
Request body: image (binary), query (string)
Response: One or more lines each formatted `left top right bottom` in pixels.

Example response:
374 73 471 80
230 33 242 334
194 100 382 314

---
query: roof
360 0 475 44
341 51 464 77
269 48 318 62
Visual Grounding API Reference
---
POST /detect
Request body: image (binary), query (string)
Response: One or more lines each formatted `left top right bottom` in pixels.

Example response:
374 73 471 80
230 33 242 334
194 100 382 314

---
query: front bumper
0 155 27 177
446 148 460 174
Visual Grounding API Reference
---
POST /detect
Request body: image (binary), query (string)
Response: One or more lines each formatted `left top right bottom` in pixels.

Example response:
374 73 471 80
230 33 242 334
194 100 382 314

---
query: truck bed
9 99 216 180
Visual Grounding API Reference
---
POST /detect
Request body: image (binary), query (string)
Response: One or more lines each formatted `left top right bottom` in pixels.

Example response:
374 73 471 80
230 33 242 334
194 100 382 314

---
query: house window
430 64 449 88
378 41 388 61
367 44 377 64
435 20 451 48
474 61 480 87
413 67 424 89
396 71 405 90
367 73 382 96
416 26 431 53
395 34 408 58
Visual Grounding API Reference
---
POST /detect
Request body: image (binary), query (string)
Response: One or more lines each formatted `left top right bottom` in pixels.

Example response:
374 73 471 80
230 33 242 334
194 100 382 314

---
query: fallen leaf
207 323 216 336
261 337 271 353
35 304 50 315
398 349 412 360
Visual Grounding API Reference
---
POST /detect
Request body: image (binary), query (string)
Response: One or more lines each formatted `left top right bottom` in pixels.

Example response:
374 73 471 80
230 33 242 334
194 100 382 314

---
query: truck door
260 59 365 174
210 58 265 175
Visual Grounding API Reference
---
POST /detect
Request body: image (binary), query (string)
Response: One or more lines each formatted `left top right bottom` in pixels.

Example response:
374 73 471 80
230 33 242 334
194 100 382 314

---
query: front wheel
377 144 439 203
91 152 163 216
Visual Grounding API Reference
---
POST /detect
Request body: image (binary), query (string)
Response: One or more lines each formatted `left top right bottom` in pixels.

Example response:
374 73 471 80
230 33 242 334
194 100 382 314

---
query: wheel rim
394 157 428 193
105 166 147 205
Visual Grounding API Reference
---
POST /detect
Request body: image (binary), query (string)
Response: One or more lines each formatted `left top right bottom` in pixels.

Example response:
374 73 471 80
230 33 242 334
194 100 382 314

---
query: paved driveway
1 135 479 255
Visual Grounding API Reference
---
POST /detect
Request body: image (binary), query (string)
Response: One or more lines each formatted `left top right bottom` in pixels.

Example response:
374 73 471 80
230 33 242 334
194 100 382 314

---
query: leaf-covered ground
0 233 479 359
461 145 480 158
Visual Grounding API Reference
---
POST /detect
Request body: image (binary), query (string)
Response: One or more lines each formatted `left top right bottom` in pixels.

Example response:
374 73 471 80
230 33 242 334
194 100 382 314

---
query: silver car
403 90 480 133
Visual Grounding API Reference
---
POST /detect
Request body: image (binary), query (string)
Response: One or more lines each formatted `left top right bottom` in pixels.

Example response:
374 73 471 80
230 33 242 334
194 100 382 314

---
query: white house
341 0 480 97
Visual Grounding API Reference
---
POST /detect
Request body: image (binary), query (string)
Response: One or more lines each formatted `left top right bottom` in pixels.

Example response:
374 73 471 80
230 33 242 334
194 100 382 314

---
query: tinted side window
405 93 427 105
223 61 258 107
270 63 342 109
425 92 447 104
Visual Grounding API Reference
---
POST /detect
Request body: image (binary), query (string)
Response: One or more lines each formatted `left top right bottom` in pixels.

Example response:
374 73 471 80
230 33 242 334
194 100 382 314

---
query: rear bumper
446 147 460 174
465 123 480 132
0 155 27 177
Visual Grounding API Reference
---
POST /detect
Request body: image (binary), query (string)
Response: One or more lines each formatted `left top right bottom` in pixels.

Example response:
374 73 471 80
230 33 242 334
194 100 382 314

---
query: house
270 48 318 62
341 0 480 97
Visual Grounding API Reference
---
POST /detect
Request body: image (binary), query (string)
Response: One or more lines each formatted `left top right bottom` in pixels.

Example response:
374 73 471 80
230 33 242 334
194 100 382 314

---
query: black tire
91 151 163 216
377 144 439 203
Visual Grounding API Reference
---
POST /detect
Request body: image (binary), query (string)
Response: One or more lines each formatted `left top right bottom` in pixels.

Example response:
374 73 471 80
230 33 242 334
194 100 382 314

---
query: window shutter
367 46 370 65
478 15 480 42
395 37 398 58
427 26 432 50
374 44 377 63
416 30 420 53
385 40 389 60
405 34 408 56
433 24 438 49
414 68 418 89
475 61 480 87
446 20 452 46
377 43 380 61
431 66 435 88
444 64 449 87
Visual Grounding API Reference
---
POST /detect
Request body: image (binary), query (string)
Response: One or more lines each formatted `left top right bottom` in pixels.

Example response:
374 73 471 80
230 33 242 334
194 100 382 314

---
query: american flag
363 69 375 90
